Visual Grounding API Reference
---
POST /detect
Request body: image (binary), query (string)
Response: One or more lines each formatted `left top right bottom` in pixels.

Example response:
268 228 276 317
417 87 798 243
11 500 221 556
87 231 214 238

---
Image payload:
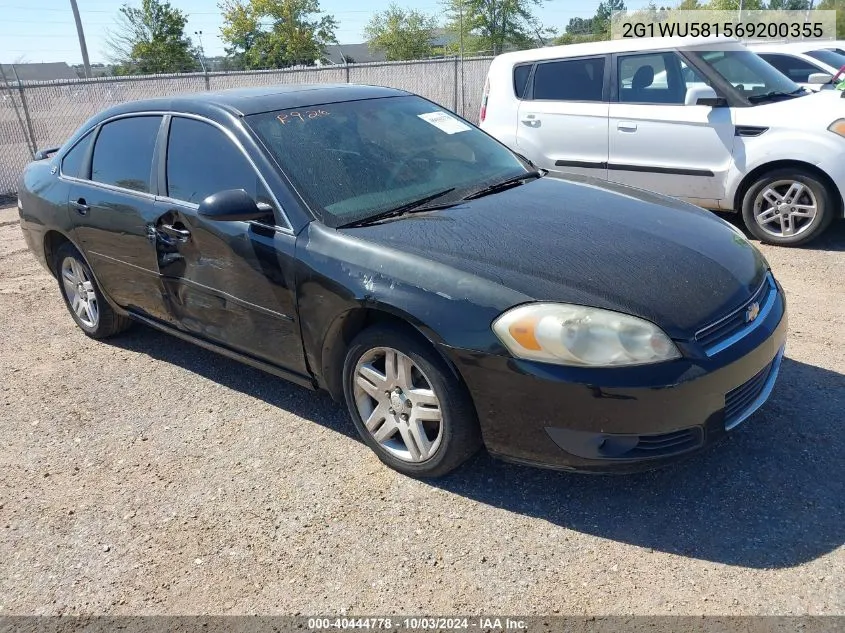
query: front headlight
828 119 845 138
492 303 681 367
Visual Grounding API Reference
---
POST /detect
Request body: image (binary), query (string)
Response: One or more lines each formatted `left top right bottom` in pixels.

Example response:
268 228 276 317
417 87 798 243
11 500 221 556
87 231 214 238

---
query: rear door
67 114 170 320
516 55 609 179
607 51 735 206
153 115 307 373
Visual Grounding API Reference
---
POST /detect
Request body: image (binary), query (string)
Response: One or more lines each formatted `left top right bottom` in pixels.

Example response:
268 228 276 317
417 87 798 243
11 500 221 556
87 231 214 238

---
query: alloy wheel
353 347 444 463
61 256 99 328
753 179 817 239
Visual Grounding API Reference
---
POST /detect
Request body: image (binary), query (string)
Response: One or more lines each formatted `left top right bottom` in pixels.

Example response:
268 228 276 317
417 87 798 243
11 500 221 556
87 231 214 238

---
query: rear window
61 130 93 179
513 64 532 98
91 116 162 193
532 57 605 101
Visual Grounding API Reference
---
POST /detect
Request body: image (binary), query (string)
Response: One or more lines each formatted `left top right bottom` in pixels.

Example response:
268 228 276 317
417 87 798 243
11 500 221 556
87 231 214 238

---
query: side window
513 64 532 98
61 130 93 179
91 116 162 193
618 53 684 104
166 117 270 206
759 53 821 83
532 57 605 101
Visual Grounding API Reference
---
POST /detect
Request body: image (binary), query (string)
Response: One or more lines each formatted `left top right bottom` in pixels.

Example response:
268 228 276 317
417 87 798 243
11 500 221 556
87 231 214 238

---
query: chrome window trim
58 111 167 195
166 112 293 232
61 175 158 201
57 110 293 233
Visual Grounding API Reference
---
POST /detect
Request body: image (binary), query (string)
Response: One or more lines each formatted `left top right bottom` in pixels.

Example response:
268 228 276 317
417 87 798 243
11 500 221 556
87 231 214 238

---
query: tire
342 324 482 478
741 167 835 246
55 242 132 339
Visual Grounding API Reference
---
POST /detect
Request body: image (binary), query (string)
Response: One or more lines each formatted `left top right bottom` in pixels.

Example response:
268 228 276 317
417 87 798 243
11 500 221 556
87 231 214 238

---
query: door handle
521 114 541 128
159 224 191 243
70 198 89 215
617 121 638 132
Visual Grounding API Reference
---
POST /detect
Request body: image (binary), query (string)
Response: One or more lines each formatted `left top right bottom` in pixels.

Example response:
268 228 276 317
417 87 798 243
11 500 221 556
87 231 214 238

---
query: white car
479 36 845 246
747 41 845 89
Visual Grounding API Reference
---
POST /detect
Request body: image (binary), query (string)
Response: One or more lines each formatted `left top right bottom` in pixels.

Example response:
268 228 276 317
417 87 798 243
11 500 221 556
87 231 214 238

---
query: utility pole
194 31 208 72
69 0 91 78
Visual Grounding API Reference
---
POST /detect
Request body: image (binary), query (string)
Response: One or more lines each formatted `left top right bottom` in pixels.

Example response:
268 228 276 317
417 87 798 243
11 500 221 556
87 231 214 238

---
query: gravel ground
0 203 843 616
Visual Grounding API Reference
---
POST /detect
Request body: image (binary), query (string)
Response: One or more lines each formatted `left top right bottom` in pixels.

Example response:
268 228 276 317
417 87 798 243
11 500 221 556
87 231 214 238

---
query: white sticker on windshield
417 111 471 134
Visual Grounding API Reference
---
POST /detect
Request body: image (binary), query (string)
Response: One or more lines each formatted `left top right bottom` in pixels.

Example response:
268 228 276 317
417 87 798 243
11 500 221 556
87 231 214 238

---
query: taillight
480 78 490 123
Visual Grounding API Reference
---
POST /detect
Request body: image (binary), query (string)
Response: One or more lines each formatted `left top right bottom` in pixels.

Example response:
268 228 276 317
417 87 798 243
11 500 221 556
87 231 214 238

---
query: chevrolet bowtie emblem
745 301 761 323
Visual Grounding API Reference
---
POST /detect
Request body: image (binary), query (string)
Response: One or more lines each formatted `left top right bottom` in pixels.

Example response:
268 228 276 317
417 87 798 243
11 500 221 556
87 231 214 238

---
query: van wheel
55 242 131 338
342 325 481 478
741 168 834 246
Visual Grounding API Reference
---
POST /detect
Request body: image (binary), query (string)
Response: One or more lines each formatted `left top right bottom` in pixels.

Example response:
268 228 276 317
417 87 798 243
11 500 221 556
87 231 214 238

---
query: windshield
247 95 526 227
807 49 845 70
693 49 801 101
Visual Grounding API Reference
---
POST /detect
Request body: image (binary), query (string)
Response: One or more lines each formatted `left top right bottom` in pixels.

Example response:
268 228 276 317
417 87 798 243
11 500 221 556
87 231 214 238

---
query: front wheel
741 168 834 246
342 325 481 478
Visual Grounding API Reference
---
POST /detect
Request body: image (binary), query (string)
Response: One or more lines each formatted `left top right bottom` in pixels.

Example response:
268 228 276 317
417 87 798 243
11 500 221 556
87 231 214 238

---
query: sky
0 0 652 65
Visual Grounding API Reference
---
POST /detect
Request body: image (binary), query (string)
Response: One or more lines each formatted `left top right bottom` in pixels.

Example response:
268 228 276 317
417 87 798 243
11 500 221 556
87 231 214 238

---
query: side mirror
808 72 833 85
197 189 271 222
685 85 726 107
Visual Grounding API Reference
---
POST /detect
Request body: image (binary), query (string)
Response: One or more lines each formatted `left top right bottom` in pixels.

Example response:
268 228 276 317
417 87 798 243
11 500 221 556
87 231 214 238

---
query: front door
154 115 307 374
68 114 170 321
607 52 735 206
516 55 609 179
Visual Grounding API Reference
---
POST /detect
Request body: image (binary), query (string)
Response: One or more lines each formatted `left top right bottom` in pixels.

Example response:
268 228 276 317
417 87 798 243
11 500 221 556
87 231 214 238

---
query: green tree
704 0 763 10
593 0 626 37
817 0 845 37
766 0 810 8
107 0 198 74
364 4 438 61
220 0 338 69
443 0 545 55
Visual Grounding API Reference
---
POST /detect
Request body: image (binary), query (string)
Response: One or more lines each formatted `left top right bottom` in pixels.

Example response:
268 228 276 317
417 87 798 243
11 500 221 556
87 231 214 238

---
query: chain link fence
0 56 494 197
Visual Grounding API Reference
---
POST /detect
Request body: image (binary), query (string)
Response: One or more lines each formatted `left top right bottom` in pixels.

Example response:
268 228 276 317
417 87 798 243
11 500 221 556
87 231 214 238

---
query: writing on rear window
276 110 330 125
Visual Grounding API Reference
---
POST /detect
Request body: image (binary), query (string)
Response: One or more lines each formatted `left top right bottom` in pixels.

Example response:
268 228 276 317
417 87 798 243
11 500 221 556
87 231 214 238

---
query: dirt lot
0 202 843 616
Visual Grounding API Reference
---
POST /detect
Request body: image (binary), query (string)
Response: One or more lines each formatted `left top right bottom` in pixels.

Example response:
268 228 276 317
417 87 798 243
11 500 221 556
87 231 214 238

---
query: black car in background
17 85 786 477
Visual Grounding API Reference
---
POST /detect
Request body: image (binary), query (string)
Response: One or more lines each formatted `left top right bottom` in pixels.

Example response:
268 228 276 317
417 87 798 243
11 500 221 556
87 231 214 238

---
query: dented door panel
153 200 306 373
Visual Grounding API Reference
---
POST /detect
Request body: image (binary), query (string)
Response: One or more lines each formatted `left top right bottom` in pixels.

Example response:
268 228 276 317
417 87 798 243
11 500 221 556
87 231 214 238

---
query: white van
479 36 845 246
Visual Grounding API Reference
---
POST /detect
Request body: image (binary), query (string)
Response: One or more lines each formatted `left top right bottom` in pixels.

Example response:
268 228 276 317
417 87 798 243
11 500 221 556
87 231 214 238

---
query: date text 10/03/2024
307 617 528 630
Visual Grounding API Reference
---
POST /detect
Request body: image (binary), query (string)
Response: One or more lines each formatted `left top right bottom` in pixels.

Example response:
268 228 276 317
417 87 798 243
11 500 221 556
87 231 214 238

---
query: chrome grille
696 275 776 356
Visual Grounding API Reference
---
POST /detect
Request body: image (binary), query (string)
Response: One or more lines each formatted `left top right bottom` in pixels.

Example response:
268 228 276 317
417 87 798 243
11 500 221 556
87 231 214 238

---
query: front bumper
443 286 787 473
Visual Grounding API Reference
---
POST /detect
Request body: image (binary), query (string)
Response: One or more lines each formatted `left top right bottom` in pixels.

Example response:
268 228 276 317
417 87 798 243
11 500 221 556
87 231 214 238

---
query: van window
513 64 532 98
618 53 685 104
532 57 605 101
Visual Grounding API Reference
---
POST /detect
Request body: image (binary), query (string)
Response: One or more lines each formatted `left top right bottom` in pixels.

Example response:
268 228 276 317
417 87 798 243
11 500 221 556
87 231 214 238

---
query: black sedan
17 85 787 477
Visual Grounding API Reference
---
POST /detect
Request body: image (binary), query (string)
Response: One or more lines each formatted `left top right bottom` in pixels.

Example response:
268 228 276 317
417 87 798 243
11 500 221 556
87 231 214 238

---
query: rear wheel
342 325 481 478
55 242 131 338
741 168 834 246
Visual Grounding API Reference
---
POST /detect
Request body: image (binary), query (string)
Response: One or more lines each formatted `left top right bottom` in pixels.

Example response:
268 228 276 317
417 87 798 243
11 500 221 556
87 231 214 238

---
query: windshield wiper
748 88 806 103
340 187 457 228
462 170 545 201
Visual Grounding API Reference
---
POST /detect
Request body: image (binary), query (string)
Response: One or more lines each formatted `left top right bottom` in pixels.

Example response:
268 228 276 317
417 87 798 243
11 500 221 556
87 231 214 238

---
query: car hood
340 177 768 339
736 88 845 126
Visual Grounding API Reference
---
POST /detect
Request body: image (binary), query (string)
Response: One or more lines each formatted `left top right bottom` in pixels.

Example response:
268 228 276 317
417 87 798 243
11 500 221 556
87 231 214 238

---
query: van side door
606 51 735 208
516 55 609 179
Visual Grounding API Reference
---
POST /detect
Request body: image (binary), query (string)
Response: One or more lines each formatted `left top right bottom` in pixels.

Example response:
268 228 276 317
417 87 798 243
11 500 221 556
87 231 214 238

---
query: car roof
491 36 743 65
94 83 410 120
